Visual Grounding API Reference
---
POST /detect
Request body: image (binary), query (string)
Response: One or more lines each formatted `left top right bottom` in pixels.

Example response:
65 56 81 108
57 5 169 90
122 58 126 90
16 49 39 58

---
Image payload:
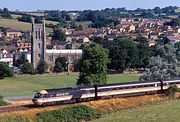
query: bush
38 105 102 122
0 62 14 78
36 60 48 74
166 85 178 98
21 62 34 74
0 95 8 106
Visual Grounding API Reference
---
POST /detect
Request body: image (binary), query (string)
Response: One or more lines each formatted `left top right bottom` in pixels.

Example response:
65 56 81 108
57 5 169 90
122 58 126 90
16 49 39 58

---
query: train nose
32 99 41 106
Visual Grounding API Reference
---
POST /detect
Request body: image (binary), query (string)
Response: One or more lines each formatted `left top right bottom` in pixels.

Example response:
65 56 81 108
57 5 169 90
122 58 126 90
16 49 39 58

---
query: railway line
0 104 35 113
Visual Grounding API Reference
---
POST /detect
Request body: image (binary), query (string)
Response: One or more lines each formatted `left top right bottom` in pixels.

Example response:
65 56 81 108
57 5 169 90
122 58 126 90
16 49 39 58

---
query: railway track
0 104 36 113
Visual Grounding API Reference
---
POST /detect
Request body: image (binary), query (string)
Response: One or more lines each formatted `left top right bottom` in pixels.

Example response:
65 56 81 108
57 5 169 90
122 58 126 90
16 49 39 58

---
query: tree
36 60 48 74
1 8 12 18
109 38 138 73
66 44 72 49
18 14 32 22
21 62 34 74
15 54 28 67
0 62 14 78
52 29 66 41
77 43 109 86
54 57 67 73
140 44 180 81
134 37 152 69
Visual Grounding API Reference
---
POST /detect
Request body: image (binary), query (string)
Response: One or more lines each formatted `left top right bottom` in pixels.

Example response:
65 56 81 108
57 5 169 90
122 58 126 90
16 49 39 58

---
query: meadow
0 73 140 97
92 99 180 122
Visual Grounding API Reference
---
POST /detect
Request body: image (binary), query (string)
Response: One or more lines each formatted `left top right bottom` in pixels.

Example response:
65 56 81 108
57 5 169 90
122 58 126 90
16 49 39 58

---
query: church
31 18 82 72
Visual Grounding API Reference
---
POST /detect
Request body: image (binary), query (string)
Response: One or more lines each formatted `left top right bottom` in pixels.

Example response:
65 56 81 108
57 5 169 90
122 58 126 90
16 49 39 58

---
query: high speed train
32 78 180 106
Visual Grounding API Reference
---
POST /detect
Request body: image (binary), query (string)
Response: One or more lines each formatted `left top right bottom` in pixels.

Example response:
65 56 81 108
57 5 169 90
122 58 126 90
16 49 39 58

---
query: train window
34 93 41 98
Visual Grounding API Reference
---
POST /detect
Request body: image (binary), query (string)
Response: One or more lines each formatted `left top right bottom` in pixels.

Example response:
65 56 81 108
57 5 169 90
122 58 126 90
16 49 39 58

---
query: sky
1 0 180 11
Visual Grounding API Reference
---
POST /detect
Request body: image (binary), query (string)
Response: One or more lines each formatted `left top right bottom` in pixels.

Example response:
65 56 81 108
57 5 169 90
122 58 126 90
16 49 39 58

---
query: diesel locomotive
32 78 180 106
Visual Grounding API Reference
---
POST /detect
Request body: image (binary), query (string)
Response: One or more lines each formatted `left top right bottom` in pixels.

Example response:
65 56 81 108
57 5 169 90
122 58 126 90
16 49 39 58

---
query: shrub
0 62 14 78
0 95 8 106
36 60 48 74
38 105 102 122
21 62 34 74
166 84 178 98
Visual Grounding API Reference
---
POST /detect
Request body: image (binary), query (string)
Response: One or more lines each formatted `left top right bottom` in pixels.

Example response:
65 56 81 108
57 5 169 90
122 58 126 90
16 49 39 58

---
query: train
32 78 180 106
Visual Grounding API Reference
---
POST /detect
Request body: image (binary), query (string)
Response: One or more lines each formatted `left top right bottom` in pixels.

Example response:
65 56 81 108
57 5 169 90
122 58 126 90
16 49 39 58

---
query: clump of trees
52 29 66 41
140 44 180 81
0 8 12 19
77 43 109 86
0 95 8 106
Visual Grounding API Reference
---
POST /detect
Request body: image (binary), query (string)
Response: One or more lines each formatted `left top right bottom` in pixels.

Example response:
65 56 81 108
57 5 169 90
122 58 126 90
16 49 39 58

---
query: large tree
1 8 11 18
140 44 180 81
77 43 109 86
109 38 138 73
54 57 67 73
52 29 66 41
134 37 152 69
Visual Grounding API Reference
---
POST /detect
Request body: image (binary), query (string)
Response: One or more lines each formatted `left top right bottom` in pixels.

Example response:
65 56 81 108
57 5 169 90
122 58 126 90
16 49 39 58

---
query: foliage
140 44 180 81
0 94 8 106
109 38 138 73
66 43 72 49
1 8 12 18
73 59 81 72
21 62 34 74
36 60 48 74
77 43 109 86
166 85 178 98
52 29 66 41
54 57 67 73
0 62 14 78
15 54 29 67
38 105 102 122
18 14 32 23
134 37 153 69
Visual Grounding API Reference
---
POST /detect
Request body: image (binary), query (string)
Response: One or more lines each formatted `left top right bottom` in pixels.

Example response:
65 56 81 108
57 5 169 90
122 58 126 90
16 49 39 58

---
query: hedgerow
38 105 102 122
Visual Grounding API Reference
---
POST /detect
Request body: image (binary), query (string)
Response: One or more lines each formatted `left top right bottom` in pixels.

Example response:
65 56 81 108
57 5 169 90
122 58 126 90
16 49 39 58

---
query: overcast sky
1 0 180 11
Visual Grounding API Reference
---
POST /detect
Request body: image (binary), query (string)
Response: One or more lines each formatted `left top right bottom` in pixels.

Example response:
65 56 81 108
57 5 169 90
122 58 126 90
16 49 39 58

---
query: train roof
96 79 160 87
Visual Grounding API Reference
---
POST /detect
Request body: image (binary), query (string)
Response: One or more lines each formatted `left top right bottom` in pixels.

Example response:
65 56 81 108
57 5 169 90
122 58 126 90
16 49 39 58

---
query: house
0 52 13 67
167 36 180 44
6 29 22 39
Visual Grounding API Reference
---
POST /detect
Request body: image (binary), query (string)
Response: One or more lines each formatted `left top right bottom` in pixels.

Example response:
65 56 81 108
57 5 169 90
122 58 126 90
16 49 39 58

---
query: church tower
31 18 46 69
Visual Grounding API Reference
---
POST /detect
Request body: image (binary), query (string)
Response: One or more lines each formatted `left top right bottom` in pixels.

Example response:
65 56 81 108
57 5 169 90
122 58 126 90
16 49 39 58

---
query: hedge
38 105 102 122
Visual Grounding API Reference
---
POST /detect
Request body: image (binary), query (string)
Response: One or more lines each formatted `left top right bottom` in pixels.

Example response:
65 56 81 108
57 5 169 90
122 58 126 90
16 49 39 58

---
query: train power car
32 78 180 106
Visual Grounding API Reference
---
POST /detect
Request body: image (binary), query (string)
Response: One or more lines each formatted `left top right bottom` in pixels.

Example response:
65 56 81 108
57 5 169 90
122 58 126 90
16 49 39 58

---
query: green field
0 73 140 97
92 99 180 122
0 18 53 34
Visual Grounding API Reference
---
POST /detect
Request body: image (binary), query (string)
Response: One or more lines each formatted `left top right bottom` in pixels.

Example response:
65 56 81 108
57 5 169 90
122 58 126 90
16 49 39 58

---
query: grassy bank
0 73 140 97
91 98 180 122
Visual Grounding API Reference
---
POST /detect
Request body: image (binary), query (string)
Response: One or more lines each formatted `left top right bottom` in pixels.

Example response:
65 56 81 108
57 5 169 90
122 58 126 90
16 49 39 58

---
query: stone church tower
31 18 46 69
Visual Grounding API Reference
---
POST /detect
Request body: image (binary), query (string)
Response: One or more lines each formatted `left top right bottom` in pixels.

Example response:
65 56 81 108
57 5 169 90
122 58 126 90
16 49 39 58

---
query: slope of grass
0 73 140 97
0 19 52 34
92 98 180 122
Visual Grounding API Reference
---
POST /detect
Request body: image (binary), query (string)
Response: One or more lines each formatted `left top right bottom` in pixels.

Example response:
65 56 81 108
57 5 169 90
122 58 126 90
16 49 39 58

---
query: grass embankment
0 18 52 34
1 94 180 122
92 97 180 122
0 73 140 97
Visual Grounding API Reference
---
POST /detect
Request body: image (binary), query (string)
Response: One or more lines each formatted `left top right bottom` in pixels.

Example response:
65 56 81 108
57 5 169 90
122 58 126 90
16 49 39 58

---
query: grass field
92 99 180 122
0 18 53 34
0 73 140 97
